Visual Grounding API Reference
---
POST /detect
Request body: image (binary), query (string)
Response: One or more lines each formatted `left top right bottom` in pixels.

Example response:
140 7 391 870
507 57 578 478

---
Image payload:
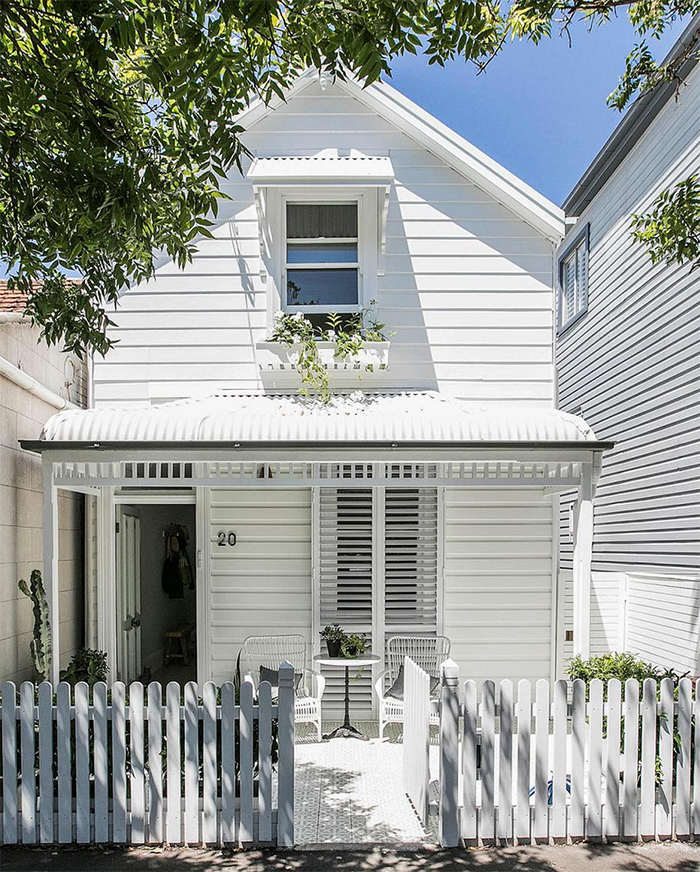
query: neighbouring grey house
0 284 86 683
556 15 700 674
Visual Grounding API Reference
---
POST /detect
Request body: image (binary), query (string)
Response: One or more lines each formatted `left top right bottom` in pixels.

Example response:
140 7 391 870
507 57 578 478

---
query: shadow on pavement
2 842 700 872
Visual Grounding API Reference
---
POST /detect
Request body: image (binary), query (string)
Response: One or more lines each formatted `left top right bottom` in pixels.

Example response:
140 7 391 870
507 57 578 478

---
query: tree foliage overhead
1 0 698 355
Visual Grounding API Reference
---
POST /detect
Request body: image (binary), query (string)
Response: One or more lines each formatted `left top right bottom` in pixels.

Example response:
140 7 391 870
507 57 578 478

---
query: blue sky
388 15 687 206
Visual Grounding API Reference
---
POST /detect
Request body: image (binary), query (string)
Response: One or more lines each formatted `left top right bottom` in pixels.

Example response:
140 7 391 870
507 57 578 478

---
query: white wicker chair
239 634 325 741
374 635 451 739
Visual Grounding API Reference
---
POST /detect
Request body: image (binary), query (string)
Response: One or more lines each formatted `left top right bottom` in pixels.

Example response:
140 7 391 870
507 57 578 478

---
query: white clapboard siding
624 573 700 673
556 64 700 596
93 77 555 408
443 488 554 682
559 570 625 673
0 677 294 847
425 673 700 846
209 488 312 686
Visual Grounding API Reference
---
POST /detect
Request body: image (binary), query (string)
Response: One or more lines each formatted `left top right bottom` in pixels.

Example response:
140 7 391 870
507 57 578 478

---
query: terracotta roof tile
0 279 81 312
0 282 29 312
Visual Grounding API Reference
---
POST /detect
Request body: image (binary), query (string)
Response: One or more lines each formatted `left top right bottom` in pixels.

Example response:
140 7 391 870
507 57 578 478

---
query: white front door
116 509 142 682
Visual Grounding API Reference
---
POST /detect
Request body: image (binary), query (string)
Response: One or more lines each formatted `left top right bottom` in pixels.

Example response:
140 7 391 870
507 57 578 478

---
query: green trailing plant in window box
268 302 392 402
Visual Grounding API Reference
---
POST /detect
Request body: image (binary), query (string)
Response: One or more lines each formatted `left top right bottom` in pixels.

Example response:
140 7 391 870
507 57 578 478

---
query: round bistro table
313 653 382 740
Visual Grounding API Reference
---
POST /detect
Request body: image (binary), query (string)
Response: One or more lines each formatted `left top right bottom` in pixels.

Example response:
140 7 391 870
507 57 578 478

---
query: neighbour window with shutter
285 203 360 330
558 223 589 332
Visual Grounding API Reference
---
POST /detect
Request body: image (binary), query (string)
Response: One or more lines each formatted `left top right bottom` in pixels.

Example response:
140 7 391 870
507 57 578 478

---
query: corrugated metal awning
30 392 605 448
247 155 395 186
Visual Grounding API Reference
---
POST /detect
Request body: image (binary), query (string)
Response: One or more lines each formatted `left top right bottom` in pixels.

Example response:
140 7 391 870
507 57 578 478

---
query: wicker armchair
240 634 325 741
374 635 451 739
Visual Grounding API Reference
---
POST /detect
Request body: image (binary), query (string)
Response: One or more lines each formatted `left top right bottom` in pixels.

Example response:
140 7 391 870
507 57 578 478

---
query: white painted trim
549 495 560 682
195 484 211 685
84 495 98 650
114 491 196 505
436 482 445 638
311 487 321 661
98 487 117 679
373 481 386 718
42 457 60 684
572 463 593 658
42 447 604 464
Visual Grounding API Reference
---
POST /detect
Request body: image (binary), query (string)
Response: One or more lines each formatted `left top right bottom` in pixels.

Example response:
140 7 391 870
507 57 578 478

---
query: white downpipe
0 353 77 411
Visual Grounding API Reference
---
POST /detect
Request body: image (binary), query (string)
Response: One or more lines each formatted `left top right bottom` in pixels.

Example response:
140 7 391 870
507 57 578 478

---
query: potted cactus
18 569 52 682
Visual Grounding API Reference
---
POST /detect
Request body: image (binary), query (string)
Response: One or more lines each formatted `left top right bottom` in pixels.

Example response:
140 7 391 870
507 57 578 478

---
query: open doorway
116 501 197 685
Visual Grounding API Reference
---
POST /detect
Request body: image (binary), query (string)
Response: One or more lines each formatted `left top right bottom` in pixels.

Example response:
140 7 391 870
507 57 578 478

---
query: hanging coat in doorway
162 524 194 599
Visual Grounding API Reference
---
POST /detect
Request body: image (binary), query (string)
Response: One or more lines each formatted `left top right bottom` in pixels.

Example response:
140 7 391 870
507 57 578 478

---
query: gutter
563 12 700 216
20 438 615 453
0 354 77 411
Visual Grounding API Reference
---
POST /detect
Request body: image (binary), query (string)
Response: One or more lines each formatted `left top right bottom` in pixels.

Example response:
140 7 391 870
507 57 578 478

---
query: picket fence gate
0 664 295 846
426 664 700 846
402 656 431 825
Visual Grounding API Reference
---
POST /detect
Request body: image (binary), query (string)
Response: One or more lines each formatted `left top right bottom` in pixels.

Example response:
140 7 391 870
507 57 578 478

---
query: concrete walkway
3 843 700 871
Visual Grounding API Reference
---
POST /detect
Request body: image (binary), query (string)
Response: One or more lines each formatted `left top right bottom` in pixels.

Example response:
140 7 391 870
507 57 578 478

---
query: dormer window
285 203 360 320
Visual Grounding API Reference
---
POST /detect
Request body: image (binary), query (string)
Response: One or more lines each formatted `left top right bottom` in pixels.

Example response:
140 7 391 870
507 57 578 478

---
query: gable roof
237 70 565 242
564 12 700 216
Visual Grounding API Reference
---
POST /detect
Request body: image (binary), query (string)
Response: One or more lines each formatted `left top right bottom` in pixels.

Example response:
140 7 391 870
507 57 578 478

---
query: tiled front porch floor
294 722 437 846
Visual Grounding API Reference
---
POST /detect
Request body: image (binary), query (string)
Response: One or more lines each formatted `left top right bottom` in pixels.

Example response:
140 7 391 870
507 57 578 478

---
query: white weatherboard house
23 71 610 714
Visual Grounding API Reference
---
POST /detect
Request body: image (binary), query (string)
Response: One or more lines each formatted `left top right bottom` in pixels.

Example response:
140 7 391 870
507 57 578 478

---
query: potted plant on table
340 632 371 658
320 624 346 658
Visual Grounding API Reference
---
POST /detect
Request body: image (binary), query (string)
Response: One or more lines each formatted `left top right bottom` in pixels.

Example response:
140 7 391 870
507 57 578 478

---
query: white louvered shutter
563 251 576 324
316 469 441 720
575 243 588 314
384 487 439 634
318 485 374 717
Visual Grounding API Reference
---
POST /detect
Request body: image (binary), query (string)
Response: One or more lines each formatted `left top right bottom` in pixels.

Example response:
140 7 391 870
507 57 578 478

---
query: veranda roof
25 392 610 450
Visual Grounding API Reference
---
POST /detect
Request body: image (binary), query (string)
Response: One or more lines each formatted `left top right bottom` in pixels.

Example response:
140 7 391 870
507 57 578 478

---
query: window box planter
256 341 390 375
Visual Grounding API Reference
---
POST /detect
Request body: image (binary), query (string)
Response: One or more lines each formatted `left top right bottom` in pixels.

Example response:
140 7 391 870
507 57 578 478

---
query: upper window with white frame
285 203 360 317
559 224 589 332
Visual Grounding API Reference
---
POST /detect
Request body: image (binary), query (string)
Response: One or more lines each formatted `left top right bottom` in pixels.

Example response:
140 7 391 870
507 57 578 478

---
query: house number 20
217 531 237 547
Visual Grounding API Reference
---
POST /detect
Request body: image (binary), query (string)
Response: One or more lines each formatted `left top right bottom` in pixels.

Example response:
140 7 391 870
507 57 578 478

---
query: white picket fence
429 667 700 846
402 656 431 825
0 665 295 846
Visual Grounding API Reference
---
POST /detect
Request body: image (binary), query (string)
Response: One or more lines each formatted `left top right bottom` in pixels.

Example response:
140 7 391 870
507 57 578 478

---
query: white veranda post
42 458 60 684
572 462 594 659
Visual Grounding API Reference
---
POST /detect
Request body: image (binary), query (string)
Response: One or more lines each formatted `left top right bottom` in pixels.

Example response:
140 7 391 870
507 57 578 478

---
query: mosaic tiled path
294 723 435 846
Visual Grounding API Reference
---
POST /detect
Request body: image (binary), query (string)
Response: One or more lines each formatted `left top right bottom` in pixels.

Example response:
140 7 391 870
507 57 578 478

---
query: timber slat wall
0 673 295 847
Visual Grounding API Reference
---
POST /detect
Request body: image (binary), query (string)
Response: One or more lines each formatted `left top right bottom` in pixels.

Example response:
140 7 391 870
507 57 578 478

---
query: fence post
277 661 295 848
439 658 460 847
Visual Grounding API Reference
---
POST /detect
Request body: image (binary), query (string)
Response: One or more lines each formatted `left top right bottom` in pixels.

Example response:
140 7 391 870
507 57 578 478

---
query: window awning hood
247 154 395 187
25 392 610 450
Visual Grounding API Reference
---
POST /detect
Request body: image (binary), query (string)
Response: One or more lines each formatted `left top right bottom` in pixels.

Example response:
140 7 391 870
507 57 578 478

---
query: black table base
323 664 368 741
